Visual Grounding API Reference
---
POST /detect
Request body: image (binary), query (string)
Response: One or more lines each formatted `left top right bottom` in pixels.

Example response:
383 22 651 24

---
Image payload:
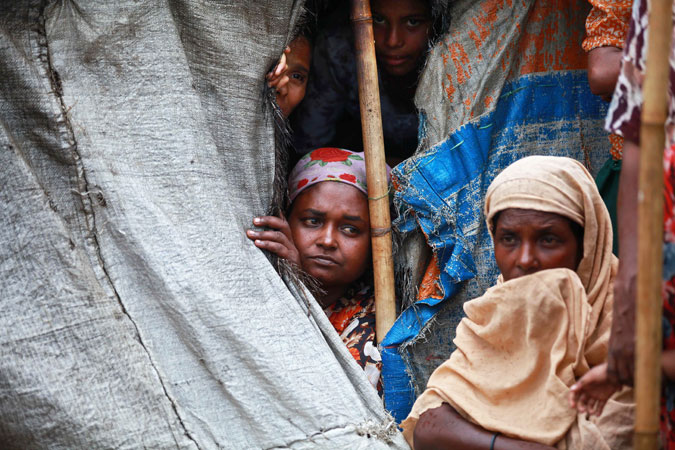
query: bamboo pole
350 0 397 343
635 0 671 448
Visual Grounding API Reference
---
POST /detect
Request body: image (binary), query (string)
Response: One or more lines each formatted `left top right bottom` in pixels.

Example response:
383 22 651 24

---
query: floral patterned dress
606 0 675 446
324 281 382 396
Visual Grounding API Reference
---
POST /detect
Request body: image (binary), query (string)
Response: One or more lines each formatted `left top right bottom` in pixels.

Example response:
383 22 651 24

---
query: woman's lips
381 55 409 67
308 255 339 266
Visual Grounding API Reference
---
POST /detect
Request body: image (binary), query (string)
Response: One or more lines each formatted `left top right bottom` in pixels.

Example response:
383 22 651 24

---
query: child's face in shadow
277 36 312 117
371 0 431 77
288 181 371 299
493 208 583 282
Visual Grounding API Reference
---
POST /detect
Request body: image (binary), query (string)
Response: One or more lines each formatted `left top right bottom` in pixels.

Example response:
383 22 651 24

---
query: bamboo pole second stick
635 0 671 448
350 0 397 343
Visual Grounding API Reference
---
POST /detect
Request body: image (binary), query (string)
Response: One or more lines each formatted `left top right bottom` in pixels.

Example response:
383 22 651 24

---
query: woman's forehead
371 0 430 16
495 208 576 228
292 181 368 212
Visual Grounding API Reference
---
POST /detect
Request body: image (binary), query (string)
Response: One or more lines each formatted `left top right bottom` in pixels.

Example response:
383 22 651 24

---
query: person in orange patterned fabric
584 0 632 102
246 147 391 395
584 0 633 254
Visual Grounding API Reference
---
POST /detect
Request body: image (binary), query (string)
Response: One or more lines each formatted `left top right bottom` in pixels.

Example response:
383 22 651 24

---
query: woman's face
371 0 431 77
288 182 371 296
493 208 583 282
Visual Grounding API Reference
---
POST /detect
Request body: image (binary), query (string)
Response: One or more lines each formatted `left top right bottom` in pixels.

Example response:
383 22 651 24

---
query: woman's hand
568 363 621 416
266 47 291 91
246 215 301 267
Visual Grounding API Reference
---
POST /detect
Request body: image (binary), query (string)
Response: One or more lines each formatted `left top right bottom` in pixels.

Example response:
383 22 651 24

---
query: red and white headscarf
288 147 390 202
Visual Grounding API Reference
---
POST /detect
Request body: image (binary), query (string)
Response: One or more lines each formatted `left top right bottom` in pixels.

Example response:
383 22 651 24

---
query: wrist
490 432 500 450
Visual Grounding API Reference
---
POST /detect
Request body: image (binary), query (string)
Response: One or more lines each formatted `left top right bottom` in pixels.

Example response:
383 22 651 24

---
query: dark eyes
540 235 560 245
301 217 320 227
372 15 426 27
290 72 307 83
300 218 361 236
341 225 360 236
497 234 562 246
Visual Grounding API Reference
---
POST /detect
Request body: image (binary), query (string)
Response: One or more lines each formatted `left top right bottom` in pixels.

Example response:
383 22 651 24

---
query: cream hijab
401 156 628 448
484 155 616 313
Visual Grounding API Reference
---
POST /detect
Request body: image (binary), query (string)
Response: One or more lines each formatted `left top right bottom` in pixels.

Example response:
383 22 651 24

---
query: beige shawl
401 156 633 448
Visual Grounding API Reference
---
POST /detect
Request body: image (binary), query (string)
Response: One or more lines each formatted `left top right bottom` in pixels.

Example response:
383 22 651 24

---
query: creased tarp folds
0 1 406 448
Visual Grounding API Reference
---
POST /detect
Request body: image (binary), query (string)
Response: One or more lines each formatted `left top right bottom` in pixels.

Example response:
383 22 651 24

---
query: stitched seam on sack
36 2 200 447
263 419 397 449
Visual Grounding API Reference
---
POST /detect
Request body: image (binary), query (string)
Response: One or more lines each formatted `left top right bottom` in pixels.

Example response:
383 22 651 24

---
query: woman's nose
316 226 337 249
515 242 538 271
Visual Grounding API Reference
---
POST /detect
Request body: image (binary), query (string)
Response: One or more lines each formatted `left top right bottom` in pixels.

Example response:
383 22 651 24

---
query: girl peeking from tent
246 148 390 395
267 34 312 118
291 0 437 167
402 156 634 449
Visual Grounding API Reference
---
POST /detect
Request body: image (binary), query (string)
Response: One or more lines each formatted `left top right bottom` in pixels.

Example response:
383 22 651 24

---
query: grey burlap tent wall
0 1 406 448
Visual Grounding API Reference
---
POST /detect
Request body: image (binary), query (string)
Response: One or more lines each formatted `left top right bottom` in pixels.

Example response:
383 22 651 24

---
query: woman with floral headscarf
246 147 390 395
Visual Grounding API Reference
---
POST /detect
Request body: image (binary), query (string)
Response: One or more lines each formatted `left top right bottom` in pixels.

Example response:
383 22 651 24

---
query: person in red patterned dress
246 147 390 395
569 1 675 447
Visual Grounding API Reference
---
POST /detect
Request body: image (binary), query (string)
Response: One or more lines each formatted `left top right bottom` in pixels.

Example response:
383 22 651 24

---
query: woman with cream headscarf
401 156 634 449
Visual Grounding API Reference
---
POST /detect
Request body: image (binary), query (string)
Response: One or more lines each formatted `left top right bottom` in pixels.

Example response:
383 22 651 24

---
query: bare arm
413 404 556 450
607 139 639 385
587 46 623 102
663 350 675 381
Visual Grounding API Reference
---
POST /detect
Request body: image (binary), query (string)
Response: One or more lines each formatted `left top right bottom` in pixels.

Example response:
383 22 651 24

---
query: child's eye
406 16 429 28
290 72 306 83
372 14 385 25
499 234 516 245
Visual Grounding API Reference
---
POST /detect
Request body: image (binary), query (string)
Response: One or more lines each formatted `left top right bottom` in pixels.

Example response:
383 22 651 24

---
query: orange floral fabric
609 133 624 160
325 281 382 396
582 0 633 51
416 254 445 302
